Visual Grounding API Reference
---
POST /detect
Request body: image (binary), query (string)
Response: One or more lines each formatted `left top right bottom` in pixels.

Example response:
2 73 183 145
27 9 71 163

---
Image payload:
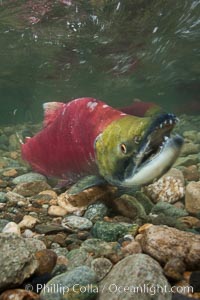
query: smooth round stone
48 205 67 217
66 248 93 271
98 254 171 300
40 266 98 300
2 222 21 235
81 239 119 258
5 191 26 204
0 192 7 203
35 224 65 234
91 258 113 281
22 229 35 238
0 219 9 232
185 181 200 214
62 215 93 232
12 172 47 184
13 181 51 197
35 249 57 276
52 247 69 258
109 194 147 221
84 202 109 222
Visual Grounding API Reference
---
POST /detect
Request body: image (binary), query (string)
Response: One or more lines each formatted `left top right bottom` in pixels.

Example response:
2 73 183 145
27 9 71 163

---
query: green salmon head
95 113 183 187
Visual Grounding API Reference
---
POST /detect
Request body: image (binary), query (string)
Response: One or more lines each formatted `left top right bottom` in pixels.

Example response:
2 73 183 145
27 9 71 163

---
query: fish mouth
123 113 184 186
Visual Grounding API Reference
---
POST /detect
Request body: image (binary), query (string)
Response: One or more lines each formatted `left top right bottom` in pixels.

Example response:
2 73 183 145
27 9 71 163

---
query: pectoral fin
67 175 107 195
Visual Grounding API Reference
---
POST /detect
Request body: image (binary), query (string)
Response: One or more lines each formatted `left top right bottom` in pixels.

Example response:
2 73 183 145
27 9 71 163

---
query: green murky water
0 0 199 124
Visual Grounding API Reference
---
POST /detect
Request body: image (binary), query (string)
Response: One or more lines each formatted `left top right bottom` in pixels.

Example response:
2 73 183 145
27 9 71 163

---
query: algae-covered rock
92 221 138 242
109 194 147 221
151 202 188 218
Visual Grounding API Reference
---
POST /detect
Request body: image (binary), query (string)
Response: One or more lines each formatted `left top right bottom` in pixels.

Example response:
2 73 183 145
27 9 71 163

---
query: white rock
22 229 35 238
18 215 39 229
2 222 21 235
48 205 67 217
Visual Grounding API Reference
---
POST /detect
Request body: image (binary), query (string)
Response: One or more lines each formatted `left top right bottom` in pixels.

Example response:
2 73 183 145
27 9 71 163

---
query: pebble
180 142 199 156
98 254 171 300
175 154 199 167
109 194 147 221
42 232 68 247
13 181 51 197
144 173 185 204
92 220 138 242
0 289 40 300
35 224 66 234
10 151 18 159
22 229 35 238
137 224 200 270
151 202 188 218
35 249 57 276
56 255 69 267
182 165 200 181
40 266 98 300
61 215 93 232
185 181 200 214
51 246 69 258
178 216 200 229
121 240 142 255
183 130 197 141
18 215 39 229
81 238 122 258
91 257 113 281
135 191 154 214
66 248 93 271
0 219 9 232
2 168 18 177
13 172 47 184
164 257 186 280
2 222 21 235
39 189 57 199
5 191 26 204
48 205 67 217
0 192 7 203
84 202 109 222
58 185 117 211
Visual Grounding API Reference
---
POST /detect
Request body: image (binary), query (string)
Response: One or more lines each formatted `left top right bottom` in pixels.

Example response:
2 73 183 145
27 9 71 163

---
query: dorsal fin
43 102 64 127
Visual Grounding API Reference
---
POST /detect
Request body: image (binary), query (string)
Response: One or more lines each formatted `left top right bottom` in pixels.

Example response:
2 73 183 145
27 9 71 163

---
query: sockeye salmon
21 97 183 192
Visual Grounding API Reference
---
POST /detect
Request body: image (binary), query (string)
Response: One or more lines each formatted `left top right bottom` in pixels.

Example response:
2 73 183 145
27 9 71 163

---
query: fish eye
120 143 127 154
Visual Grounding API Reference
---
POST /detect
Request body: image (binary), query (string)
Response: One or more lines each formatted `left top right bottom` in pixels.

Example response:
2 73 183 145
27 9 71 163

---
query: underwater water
0 0 199 124
1 2 200 299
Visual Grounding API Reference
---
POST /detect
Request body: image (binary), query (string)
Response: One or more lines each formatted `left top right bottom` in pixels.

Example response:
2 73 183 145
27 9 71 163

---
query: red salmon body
21 98 126 183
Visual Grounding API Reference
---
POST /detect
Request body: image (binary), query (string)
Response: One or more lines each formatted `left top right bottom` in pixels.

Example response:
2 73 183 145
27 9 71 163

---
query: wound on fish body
21 97 183 193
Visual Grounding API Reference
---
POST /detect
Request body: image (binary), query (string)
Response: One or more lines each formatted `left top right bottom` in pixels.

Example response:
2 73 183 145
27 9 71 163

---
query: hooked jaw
122 113 184 187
